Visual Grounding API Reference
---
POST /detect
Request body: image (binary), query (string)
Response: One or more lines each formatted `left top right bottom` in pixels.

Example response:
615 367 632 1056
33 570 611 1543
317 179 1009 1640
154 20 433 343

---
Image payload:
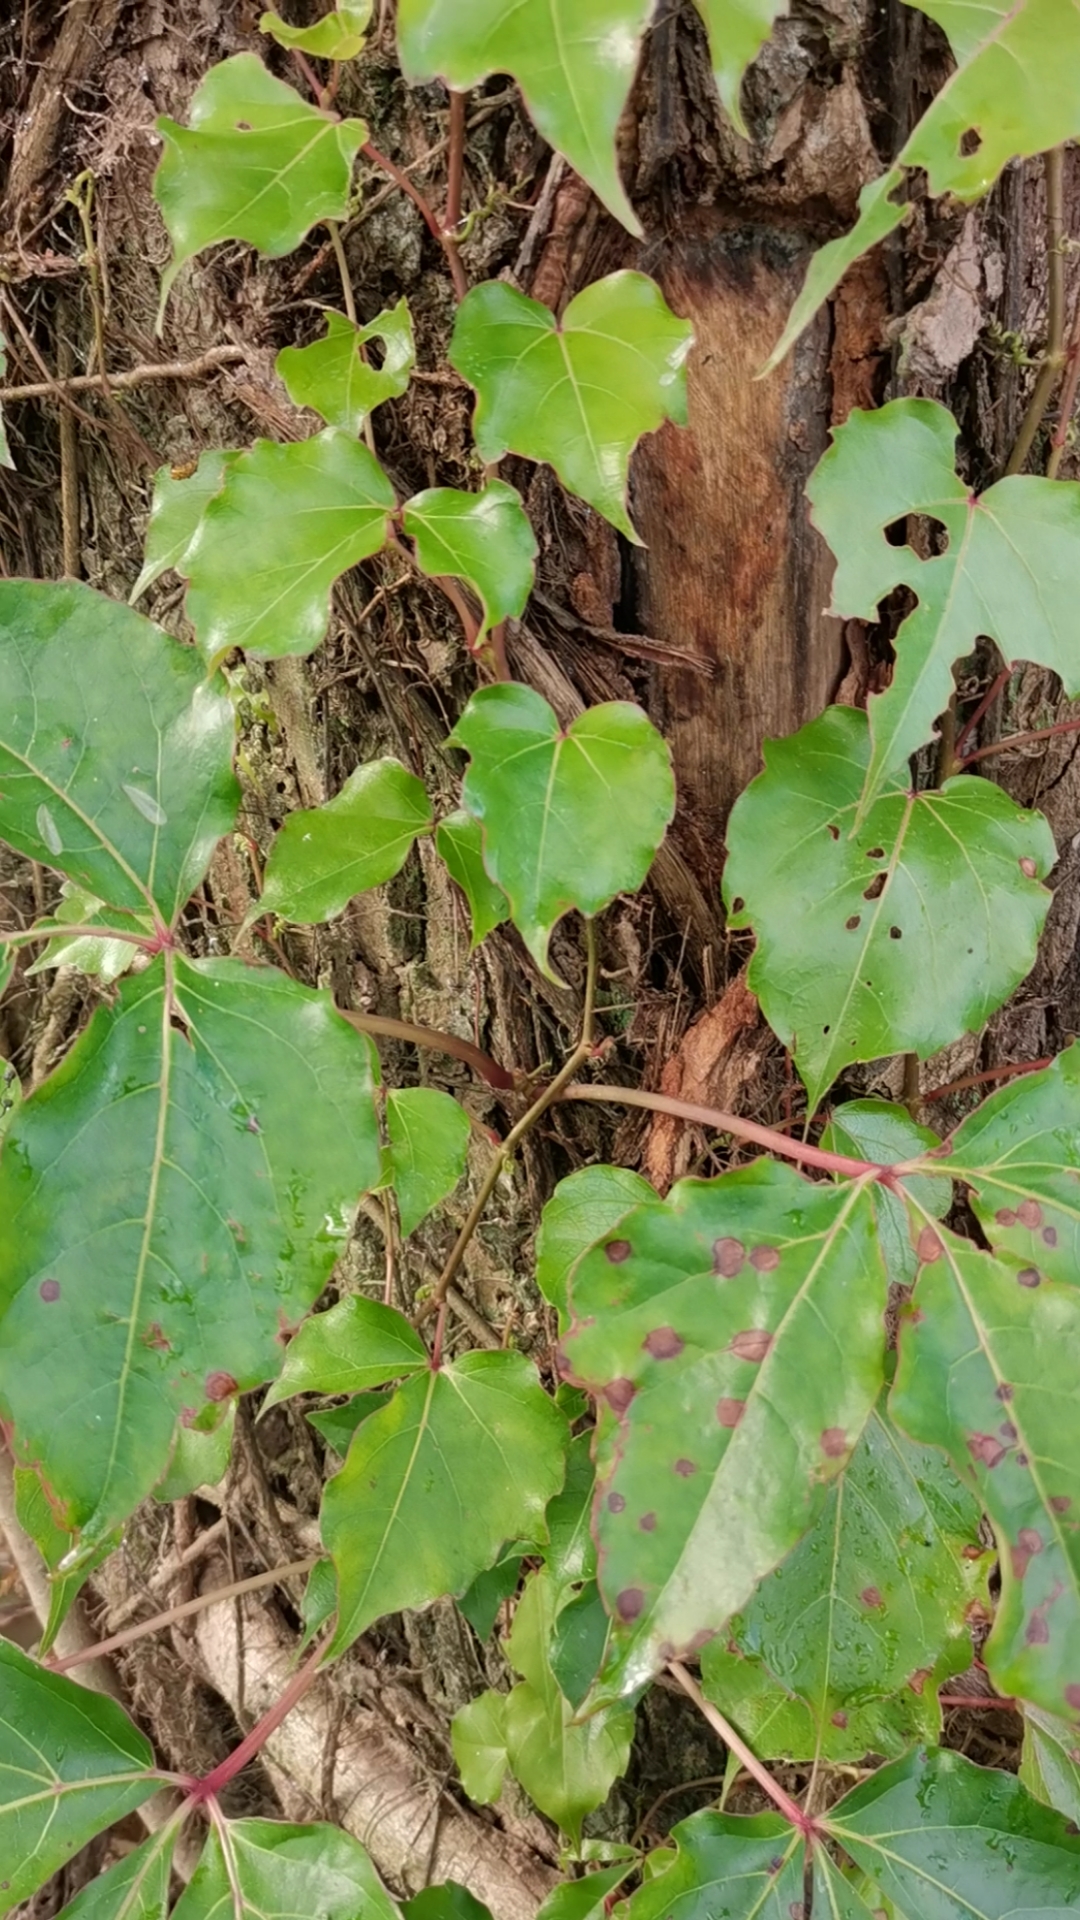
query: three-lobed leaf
277 301 415 435
403 481 537 645
385 1086 471 1235
257 757 432 925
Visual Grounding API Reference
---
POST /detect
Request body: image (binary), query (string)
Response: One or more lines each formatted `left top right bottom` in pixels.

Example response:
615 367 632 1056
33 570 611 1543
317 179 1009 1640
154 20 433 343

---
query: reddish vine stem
669 1660 817 1835
362 140 469 301
959 711 1080 767
923 1056 1053 1103
954 665 1012 761
185 1635 330 1806
334 1005 517 1091
557 1083 887 1181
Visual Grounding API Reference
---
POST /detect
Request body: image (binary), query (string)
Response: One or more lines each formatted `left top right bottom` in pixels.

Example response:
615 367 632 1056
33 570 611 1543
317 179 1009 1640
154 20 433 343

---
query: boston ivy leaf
56 1824 176 1920
321 1350 568 1652
435 810 509 946
691 0 789 135
261 2 372 59
449 275 692 541
536 1164 657 1326
183 429 395 663
810 399 1080 812
307 1393 389 1455
0 1642 159 1909
1022 1706 1080 1823
559 1159 887 1699
276 301 415 435
534 1867 629 1920
257 757 432 925
404 1887 492 1920
0 579 239 923
449 683 675 980
765 171 908 375
723 704 1053 1109
823 1101 950 1289
622 1811 802 1920
458 1548 525 1641
130 451 237 604
264 1295 428 1408
154 55 367 307
891 1226 1080 1721
386 1087 471 1235
700 1401 991 1762
403 481 537 645
452 1689 509 1806
23 886 143 987
544 1430 600 1594
0 955 381 1555
396 0 652 232
13 1464 120 1653
172 1819 400 1920
550 1579 610 1708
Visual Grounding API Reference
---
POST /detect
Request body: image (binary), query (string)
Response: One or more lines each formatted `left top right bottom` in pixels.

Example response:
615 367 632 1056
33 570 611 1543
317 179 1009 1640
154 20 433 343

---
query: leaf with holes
822 1101 950 1288
622 1811 802 1920
403 481 537 646
396 0 652 231
435 810 509 947
172 1820 401 1920
264 1295 428 1409
321 1350 568 1652
0 956 381 1555
449 683 674 980
154 55 367 308
256 757 432 925
723 704 1053 1109
386 1087 471 1235
536 1164 658 1327
0 1642 160 1909
1022 1705 1080 1823
0 579 238 924
130 452 238 604
692 0 791 134
559 1159 887 1700
449 275 692 541
276 301 415 435
810 399 1080 812
700 1400 991 1762
182 430 395 663
54 1825 176 1920
261 1 372 58
891 1225 1080 1722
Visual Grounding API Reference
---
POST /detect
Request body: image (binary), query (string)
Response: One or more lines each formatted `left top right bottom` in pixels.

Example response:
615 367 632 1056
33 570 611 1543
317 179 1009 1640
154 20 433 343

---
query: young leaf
130 451 237 604
1022 1706 1080 1823
621 1812 801 1920
435 810 509 946
449 684 675 981
449 275 692 541
536 1164 657 1326
533 1866 629 1920
396 0 653 232
257 757 432 925
264 1295 429 1408
154 55 367 306
261 1 372 59
723 704 1053 1109
809 398 1080 812
321 1350 569 1652
403 481 537 645
172 1819 400 1920
183 430 395 663
452 1689 510 1805
55 1823 176 1920
0 956 381 1554
404 1888 493 1920
891 1226 1080 1722
559 1160 888 1699
700 1401 991 1761
386 1086 471 1235
692 0 789 135
0 579 239 922
823 1101 950 1288
276 301 415 435
0 1642 159 1909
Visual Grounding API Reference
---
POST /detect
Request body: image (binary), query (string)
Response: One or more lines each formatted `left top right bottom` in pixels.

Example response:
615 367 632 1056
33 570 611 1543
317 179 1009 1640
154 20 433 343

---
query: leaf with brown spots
559 1159 888 1700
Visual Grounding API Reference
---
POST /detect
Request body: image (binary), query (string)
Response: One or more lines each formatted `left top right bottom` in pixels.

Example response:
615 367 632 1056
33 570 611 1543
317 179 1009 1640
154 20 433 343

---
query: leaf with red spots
891 1224 1080 1721
559 1159 888 1699
536 1164 658 1327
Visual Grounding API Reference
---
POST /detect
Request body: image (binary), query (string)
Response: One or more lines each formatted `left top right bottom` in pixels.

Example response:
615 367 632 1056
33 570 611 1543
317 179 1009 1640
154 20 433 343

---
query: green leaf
543 1432 599 1594
620 1811 801 1920
172 1819 400 1920
811 398 1080 811
386 1087 471 1235
321 1349 569 1651
261 1 372 59
449 275 692 541
13 1466 120 1653
559 1159 887 1699
435 811 509 947
0 1053 20 1146
891 1225 1080 1721
300 1556 338 1646
396 0 652 232
257 757 432 925
264 1295 428 1408
403 482 537 645
458 1549 525 1641
24 885 142 986
55 1824 176 1920
307 1392 389 1454
823 1101 950 1289
0 579 239 923
403 1885 492 1920
763 170 907 374
1022 1706 1080 1823
154 1405 236 1503
700 1401 991 1762
449 684 675 981
550 1580 610 1708
130 451 237 603
536 1164 657 1326
154 55 367 307
722 704 1053 1109
452 1689 509 1805
0 955 381 1554
183 429 395 663
534 1867 629 1920
276 301 415 435
0 1642 159 1909
691 0 789 135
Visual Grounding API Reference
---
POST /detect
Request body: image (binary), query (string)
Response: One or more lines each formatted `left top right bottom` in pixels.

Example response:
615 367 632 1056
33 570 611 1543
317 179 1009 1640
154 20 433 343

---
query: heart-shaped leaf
723 704 1053 1109
449 683 675 980
396 0 653 232
130 451 238 604
257 757 432 925
622 1812 801 1920
559 1160 887 1698
891 1225 1080 1721
321 1350 568 1652
154 55 367 307
386 1086 471 1235
172 1820 401 1920
403 481 537 644
264 1295 429 1408
692 0 790 134
0 579 238 924
435 810 509 947
261 2 372 59
183 429 395 663
536 1163 658 1326
449 275 692 541
0 956 381 1553
277 301 415 435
